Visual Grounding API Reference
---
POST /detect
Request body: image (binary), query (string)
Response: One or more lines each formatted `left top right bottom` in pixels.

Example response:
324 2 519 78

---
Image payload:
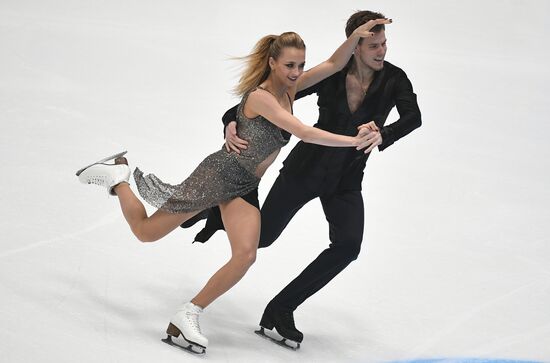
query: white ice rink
1 1 549 362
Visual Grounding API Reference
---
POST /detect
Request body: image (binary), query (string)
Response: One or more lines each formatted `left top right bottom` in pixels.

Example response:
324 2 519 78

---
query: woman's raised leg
78 154 200 243
114 182 199 242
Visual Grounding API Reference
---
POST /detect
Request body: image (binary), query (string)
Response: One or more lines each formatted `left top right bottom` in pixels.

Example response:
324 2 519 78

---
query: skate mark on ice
0 211 120 259
409 278 544 357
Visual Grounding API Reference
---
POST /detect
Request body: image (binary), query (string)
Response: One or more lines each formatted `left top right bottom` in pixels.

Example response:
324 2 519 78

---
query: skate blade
75 150 127 176
162 335 206 355
255 327 300 350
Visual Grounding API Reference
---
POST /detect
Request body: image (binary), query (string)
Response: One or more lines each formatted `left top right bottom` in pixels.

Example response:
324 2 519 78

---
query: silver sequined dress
134 90 289 213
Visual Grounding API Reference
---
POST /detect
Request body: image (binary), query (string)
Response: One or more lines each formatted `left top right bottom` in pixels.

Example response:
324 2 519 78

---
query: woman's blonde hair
234 32 306 96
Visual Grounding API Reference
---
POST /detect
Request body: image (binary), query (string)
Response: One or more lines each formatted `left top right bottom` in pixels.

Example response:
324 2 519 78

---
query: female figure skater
76 19 389 353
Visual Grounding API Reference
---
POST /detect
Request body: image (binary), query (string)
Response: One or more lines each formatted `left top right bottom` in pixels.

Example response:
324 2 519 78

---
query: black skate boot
255 302 303 350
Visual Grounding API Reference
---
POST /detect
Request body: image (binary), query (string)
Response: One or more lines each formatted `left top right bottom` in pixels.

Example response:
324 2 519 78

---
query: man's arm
220 104 250 153
294 82 319 101
378 71 422 151
221 104 238 135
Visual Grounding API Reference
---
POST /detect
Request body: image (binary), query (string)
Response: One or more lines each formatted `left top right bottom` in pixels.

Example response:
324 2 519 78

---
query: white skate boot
162 302 208 354
76 151 130 195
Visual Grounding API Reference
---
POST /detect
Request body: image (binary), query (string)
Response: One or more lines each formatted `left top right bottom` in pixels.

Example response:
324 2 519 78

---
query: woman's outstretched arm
247 89 370 149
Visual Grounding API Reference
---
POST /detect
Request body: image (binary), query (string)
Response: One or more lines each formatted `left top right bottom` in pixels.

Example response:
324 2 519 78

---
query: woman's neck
261 77 289 100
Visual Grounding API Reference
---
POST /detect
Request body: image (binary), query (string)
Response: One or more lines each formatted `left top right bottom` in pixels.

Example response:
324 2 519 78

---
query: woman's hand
352 18 392 39
297 18 392 93
354 121 383 153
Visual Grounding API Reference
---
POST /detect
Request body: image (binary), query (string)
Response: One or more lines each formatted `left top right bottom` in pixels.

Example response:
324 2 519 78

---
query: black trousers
259 172 365 312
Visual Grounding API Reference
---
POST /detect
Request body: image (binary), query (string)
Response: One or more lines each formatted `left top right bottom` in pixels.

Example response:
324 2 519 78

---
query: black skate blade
162 335 206 355
75 150 127 176
254 327 300 350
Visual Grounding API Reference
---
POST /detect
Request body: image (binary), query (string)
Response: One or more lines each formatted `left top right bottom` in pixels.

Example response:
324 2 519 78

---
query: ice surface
1 1 549 362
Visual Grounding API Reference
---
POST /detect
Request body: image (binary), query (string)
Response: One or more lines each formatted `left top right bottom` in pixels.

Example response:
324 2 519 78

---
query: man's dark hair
345 10 386 40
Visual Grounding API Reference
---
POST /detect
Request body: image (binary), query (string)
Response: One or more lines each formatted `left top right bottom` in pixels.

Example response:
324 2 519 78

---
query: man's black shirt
221 61 421 194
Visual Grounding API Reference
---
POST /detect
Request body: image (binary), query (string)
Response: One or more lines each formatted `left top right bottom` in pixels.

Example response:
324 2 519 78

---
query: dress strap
256 86 294 115
237 88 255 120
286 92 294 115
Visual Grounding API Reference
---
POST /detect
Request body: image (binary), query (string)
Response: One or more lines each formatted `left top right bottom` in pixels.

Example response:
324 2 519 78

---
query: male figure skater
220 10 421 347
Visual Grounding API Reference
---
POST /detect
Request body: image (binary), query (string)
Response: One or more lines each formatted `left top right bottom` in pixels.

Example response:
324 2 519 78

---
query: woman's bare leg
113 183 199 242
191 197 260 308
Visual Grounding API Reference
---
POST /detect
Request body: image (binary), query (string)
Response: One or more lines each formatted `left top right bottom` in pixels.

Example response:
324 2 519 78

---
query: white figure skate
76 151 130 195
162 302 208 355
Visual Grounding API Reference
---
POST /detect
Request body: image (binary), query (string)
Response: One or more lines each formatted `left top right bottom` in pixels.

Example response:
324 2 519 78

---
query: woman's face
269 47 306 87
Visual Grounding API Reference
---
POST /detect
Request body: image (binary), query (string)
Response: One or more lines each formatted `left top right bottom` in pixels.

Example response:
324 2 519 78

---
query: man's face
354 30 387 71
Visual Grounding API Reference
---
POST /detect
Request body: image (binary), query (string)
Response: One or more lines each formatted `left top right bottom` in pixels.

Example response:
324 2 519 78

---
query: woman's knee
232 248 257 267
132 225 159 243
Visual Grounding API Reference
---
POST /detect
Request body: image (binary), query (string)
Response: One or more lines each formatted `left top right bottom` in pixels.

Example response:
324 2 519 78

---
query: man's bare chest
345 75 370 114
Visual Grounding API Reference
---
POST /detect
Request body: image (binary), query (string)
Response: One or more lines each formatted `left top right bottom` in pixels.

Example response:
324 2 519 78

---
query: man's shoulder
323 70 344 85
296 70 342 98
308 70 344 95
382 61 407 78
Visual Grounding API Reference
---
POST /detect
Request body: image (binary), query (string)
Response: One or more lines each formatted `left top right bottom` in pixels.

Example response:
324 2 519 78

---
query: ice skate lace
87 175 107 186
186 312 202 333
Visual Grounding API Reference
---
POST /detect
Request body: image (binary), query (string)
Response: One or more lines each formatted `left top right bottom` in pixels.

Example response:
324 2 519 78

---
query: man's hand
355 121 383 154
225 121 249 154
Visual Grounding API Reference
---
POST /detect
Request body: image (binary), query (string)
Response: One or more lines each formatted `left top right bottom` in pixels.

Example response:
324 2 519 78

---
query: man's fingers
357 141 373 150
356 132 381 150
229 138 248 149
227 135 250 151
363 139 378 153
358 128 371 137
225 138 243 154
366 121 379 131
229 142 241 154
356 137 374 150
235 143 248 150
358 121 378 131
225 121 248 153
364 137 382 153
358 125 377 137
359 131 374 139
364 143 377 154
233 136 249 146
